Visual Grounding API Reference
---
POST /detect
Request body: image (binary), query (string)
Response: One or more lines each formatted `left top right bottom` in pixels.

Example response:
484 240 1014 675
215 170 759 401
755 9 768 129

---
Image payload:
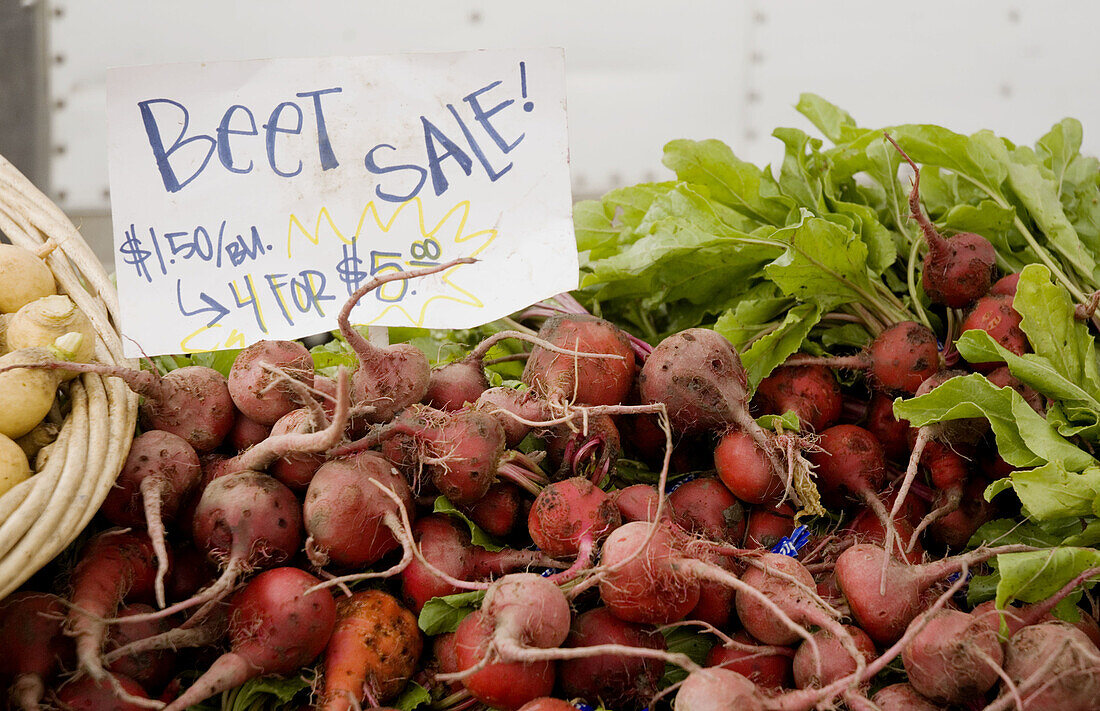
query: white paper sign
106 49 575 357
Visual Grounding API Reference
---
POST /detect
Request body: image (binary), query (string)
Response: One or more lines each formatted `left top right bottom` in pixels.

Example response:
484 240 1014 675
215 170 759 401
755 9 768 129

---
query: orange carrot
318 590 424 711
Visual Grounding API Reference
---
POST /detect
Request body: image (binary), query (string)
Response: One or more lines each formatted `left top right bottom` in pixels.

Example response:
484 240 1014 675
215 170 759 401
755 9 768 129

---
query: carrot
317 590 424 711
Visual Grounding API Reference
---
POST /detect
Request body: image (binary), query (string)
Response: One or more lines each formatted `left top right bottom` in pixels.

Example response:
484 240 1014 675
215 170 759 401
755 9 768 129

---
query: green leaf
795 93 863 145
662 139 795 225
955 330 1100 409
740 303 822 390
309 337 359 377
965 516 1085 606
711 283 795 349
151 348 243 378
764 213 875 312
659 626 716 687
956 265 1100 424
392 682 432 711
573 198 620 254
191 349 243 378
1007 150 1097 282
1036 118 1083 195
756 411 802 431
820 323 872 349
433 496 505 551
225 675 311 711
575 183 680 259
581 186 781 313
970 518 1071 549
884 125 1010 191
150 354 190 375
1006 462 1100 521
826 198 897 274
773 127 825 211
893 373 1094 470
995 548 1100 613
1064 519 1100 547
417 590 485 635
1015 264 1100 397
985 478 1014 501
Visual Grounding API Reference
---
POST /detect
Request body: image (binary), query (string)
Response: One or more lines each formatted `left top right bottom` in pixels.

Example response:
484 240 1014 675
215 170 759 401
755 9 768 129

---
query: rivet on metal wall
747 91 760 104
753 11 766 24
54 99 66 110
57 190 68 202
102 188 111 200
1000 84 1012 99
1008 8 1020 23
52 6 64 18
54 145 67 155
469 11 482 23
53 54 65 65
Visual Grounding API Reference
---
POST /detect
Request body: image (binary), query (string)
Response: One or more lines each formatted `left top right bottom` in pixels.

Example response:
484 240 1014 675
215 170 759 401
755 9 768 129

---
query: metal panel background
46 0 748 210
41 0 1100 263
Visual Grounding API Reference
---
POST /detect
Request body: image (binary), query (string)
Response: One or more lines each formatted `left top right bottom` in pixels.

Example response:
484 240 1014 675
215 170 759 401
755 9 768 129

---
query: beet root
99 429 201 609
425 359 489 411
558 607 666 708
55 673 152 711
752 364 842 432
528 476 621 558
336 262 473 423
139 366 236 452
807 424 887 509
227 339 314 425
1000 622 1100 710
705 632 793 692
638 328 752 435
0 592 71 711
901 608 1003 705
162 567 337 711
792 624 876 689
522 314 637 407
960 294 1028 370
121 471 303 626
886 133 996 308
714 430 784 505
598 522 701 625
453 610 556 711
870 684 942 711
868 321 942 394
105 604 177 693
674 668 766 711
303 451 414 569
669 475 747 545
67 531 158 680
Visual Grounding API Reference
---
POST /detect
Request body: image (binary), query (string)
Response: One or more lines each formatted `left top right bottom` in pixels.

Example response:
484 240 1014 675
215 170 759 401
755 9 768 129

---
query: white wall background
45 0 1100 259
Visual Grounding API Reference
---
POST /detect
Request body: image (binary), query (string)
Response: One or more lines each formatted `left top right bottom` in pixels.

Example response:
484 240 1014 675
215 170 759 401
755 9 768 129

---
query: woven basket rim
0 154 138 600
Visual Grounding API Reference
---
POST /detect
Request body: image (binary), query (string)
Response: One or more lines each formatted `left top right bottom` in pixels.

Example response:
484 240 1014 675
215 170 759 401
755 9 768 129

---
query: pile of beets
2 148 1100 711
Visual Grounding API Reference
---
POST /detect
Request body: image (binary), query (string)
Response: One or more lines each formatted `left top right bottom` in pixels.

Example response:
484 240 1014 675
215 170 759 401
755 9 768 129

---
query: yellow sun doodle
286 197 496 326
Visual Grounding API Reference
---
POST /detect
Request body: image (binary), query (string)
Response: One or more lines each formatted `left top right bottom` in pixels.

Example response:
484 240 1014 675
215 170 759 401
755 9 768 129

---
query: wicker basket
0 154 139 599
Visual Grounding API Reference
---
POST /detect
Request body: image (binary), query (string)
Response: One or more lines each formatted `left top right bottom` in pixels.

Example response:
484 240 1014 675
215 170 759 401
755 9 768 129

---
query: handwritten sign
106 49 575 357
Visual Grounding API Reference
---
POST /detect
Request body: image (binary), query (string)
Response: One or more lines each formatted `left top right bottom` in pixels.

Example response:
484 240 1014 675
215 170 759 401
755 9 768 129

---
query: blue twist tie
667 472 700 494
946 569 974 585
770 525 811 558
946 569 974 602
